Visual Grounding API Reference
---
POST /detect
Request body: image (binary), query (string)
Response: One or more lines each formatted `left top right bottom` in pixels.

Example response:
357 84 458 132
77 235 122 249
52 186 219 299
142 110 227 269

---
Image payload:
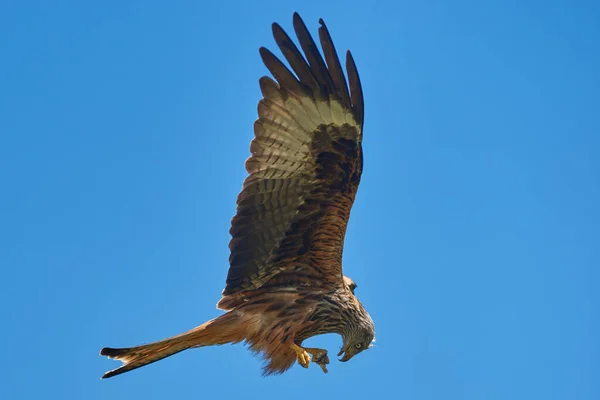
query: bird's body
101 12 375 379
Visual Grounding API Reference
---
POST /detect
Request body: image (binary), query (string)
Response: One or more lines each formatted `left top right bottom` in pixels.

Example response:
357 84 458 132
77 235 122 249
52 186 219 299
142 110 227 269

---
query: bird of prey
100 12 375 379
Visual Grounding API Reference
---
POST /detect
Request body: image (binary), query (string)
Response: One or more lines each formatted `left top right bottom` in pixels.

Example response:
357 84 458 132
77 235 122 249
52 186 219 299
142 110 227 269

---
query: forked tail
100 312 243 379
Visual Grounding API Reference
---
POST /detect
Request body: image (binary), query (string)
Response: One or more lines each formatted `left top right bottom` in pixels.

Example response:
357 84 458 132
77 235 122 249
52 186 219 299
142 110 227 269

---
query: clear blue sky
1 1 598 399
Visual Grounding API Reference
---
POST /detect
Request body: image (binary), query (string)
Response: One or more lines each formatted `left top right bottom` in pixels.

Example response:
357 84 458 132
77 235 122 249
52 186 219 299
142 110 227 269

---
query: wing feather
318 18 351 109
258 77 284 105
259 47 307 98
272 23 319 92
293 13 335 95
346 50 364 128
221 13 364 304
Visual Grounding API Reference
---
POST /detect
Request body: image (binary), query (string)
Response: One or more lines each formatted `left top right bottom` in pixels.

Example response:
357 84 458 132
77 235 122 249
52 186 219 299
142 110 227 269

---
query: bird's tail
100 311 244 379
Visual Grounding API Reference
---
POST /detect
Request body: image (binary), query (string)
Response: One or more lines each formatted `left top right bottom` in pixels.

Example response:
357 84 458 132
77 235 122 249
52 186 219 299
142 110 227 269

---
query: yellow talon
291 344 329 373
291 343 311 368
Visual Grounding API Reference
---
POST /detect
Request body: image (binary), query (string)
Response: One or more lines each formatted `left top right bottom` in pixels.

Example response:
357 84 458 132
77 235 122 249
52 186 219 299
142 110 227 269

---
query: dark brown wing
221 13 364 301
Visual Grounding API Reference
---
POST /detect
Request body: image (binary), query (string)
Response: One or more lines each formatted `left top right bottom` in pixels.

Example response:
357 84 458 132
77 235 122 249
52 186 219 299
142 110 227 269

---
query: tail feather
100 340 189 379
100 312 244 379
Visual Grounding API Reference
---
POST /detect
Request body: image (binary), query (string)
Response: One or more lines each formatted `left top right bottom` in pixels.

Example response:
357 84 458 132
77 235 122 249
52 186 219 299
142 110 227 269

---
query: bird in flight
100 12 374 379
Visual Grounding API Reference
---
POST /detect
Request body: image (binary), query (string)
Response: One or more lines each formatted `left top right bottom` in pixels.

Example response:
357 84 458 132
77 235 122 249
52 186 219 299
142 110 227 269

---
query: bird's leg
304 347 329 373
290 344 329 373
291 343 311 368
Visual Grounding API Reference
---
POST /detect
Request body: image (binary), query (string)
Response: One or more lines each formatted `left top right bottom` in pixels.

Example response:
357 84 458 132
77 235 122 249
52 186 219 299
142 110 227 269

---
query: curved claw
291 344 331 373
291 343 311 368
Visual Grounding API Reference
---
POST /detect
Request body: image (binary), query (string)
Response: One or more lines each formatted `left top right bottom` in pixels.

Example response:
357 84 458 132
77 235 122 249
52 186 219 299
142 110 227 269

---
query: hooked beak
337 346 354 362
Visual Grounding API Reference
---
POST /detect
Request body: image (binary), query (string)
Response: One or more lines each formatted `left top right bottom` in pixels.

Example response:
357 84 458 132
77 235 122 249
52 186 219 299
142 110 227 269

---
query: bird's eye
355 343 363 349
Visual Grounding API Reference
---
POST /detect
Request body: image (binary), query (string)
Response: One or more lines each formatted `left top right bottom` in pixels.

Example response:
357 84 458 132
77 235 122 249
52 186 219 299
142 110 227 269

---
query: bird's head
338 303 375 362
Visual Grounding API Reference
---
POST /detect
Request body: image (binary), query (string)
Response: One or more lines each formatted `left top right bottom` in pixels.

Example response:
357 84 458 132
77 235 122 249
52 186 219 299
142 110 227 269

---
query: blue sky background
1 1 598 399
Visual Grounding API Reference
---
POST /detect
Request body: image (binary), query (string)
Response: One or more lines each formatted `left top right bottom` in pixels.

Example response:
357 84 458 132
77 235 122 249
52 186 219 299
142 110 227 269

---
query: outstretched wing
222 13 364 299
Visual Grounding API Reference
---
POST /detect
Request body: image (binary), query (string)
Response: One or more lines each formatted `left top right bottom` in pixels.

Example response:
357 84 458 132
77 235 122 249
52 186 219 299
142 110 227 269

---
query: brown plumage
100 12 375 379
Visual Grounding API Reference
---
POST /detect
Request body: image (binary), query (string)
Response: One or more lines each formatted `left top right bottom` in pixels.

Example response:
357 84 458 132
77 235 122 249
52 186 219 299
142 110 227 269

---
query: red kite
101 12 374 379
